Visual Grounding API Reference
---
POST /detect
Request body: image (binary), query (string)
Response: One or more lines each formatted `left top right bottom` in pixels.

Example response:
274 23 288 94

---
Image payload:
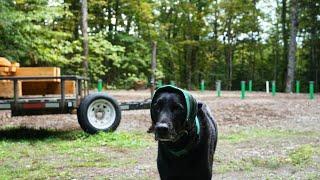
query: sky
257 0 277 41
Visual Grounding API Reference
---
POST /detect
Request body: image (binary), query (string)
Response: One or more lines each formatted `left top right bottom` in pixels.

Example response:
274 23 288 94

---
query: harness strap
183 91 191 121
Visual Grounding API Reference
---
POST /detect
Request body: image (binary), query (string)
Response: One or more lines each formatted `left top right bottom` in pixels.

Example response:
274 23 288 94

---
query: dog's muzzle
155 123 173 141
154 123 188 142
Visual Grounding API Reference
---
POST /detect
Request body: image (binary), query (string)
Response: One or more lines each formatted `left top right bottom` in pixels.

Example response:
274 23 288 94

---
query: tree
285 0 299 92
81 0 89 76
281 0 289 90
1 0 318 90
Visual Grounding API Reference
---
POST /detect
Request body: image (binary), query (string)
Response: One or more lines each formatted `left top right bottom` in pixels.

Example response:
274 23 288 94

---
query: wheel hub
95 109 105 119
87 99 116 130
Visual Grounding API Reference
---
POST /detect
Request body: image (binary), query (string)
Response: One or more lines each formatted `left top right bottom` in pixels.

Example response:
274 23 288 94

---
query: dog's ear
148 106 156 133
149 93 160 132
196 102 205 121
147 124 155 133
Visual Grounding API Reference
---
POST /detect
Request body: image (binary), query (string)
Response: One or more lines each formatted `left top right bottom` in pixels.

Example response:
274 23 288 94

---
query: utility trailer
0 76 151 134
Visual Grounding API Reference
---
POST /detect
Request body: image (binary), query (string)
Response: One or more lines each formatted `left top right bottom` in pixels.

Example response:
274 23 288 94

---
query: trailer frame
0 76 150 133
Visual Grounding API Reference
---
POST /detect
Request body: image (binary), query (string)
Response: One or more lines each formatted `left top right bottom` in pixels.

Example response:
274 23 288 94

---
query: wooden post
151 41 157 97
60 78 65 110
13 79 19 103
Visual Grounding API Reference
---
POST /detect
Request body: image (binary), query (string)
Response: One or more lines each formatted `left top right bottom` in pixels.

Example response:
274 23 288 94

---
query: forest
0 0 319 92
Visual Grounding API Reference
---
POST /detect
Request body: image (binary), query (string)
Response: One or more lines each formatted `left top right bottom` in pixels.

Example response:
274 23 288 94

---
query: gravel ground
1 90 319 132
0 90 319 179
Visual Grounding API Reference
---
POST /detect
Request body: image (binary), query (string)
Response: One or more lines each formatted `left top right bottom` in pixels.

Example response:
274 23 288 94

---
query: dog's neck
160 116 201 157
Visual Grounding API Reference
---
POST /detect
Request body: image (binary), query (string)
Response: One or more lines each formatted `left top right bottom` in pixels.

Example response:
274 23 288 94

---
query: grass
219 128 320 144
0 127 154 179
0 126 152 148
0 126 319 179
214 156 288 174
215 144 320 174
306 173 320 180
215 129 320 176
288 145 314 166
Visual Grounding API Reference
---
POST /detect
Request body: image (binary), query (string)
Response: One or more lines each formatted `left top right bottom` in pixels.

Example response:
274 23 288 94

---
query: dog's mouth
155 132 176 142
155 130 188 142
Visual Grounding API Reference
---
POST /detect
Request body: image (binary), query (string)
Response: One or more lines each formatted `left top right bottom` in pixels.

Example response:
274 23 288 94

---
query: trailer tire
77 93 121 134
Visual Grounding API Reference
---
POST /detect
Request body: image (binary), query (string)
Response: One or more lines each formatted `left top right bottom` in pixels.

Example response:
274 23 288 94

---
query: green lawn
0 127 154 179
0 127 319 179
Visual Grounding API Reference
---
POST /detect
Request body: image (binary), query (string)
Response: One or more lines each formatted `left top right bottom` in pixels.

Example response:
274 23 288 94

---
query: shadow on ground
0 127 87 141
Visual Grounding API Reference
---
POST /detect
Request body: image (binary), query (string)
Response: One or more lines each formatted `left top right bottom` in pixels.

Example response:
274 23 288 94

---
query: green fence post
156 80 163 88
296 80 300 94
241 81 246 99
272 80 276 96
200 80 205 92
248 80 252 92
216 80 221 97
97 79 103 92
170 80 175 86
309 81 314 99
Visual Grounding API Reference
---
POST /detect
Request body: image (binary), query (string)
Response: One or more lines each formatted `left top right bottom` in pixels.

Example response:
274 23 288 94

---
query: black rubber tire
77 93 121 134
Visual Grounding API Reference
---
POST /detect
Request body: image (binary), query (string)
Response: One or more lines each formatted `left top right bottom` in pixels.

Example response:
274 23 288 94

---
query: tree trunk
150 42 157 96
114 0 120 33
226 18 233 90
71 0 80 39
81 0 89 76
107 0 113 41
187 45 192 90
285 0 298 92
228 45 233 90
311 30 318 91
281 0 288 91
274 1 281 82
310 2 318 91
213 0 218 41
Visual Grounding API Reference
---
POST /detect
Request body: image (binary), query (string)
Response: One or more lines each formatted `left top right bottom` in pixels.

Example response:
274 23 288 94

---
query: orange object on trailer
0 57 11 67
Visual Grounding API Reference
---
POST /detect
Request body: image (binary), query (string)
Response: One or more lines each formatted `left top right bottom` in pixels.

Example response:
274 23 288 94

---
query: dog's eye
153 102 161 111
173 103 184 111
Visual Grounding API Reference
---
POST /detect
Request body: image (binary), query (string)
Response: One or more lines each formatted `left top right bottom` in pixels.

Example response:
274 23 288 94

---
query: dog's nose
155 123 169 134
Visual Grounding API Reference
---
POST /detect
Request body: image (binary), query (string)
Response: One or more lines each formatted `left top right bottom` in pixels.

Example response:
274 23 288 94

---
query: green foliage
0 0 72 65
88 33 125 82
0 0 319 89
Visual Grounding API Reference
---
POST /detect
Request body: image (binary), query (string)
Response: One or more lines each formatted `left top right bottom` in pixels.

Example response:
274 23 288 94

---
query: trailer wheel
77 93 121 134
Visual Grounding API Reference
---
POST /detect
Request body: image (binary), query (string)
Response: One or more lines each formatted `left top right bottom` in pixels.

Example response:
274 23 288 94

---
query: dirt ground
0 90 320 179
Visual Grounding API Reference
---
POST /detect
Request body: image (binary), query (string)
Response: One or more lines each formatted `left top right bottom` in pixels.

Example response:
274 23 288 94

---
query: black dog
150 85 218 179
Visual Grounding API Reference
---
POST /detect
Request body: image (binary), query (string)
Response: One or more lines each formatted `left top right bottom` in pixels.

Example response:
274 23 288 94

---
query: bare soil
0 90 320 179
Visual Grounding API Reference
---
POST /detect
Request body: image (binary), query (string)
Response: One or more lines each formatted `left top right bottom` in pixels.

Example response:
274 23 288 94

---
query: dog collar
168 116 201 157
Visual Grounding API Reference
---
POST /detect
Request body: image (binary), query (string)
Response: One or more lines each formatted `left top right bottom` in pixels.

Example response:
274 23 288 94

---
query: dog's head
150 85 198 142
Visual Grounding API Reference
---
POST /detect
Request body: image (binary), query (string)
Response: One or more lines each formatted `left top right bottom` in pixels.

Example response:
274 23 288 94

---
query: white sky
257 0 277 40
